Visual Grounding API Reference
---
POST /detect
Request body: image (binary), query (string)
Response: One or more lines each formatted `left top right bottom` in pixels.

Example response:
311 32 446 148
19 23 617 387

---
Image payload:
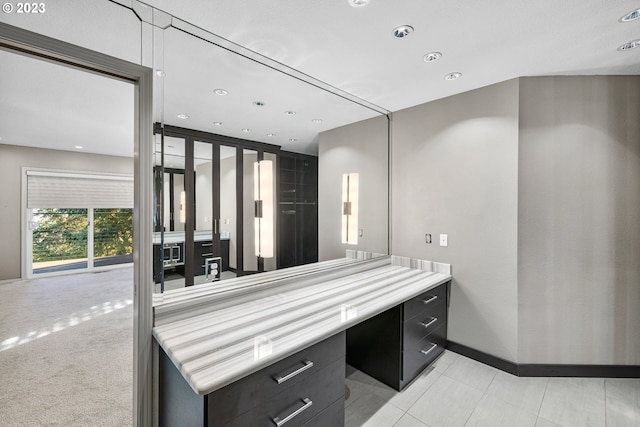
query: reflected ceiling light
289 138 298 142
618 39 640 51
177 114 189 119
74 145 84 149
620 9 640 22
155 70 165 77
312 119 323 123
214 89 228 96
253 101 265 107
167 145 175 148
267 133 276 137
444 72 462 81
393 25 414 38
349 0 369 7
213 122 223 126
242 128 252 133
423 52 442 63
342 173 359 245
254 160 274 259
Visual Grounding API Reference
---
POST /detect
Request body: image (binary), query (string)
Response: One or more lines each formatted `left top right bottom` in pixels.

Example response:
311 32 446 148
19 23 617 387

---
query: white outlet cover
440 234 448 247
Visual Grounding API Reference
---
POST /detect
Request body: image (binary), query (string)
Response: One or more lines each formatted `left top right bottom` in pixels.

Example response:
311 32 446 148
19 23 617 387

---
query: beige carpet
0 267 133 426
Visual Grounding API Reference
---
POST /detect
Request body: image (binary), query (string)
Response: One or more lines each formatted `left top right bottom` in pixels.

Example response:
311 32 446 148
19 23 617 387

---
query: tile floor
345 350 640 427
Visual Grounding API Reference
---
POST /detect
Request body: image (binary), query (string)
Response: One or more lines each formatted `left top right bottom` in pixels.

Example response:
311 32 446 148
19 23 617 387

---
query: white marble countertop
152 253 451 395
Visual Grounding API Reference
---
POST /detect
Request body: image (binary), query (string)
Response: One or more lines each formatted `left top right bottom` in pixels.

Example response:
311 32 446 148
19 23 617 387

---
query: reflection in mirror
152 18 389 293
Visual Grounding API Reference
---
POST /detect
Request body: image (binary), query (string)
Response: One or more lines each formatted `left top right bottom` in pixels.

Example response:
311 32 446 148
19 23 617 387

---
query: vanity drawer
302 396 345 427
403 282 448 321
257 332 345 395
252 357 345 427
403 300 447 351
402 323 447 386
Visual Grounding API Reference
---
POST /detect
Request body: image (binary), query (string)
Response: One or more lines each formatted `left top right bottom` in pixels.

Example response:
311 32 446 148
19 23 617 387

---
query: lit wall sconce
254 160 274 258
179 191 186 223
342 172 359 245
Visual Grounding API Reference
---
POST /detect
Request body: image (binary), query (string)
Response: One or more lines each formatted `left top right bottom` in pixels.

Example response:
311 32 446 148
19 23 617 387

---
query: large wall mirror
152 17 389 293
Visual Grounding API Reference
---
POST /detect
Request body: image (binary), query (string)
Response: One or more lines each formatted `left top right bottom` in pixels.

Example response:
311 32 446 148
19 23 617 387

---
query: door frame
0 23 154 426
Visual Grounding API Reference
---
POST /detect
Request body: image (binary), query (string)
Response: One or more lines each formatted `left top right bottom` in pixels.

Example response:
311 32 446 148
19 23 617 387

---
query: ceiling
1 0 639 159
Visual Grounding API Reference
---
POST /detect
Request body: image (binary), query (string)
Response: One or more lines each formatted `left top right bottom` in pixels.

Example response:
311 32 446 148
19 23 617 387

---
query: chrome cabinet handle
420 343 438 356
420 295 438 305
274 360 313 384
420 317 438 329
273 398 313 426
201 242 213 247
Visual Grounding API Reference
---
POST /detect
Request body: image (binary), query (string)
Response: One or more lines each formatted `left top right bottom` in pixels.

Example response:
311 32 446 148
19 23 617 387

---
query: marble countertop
153 230 230 244
152 253 451 395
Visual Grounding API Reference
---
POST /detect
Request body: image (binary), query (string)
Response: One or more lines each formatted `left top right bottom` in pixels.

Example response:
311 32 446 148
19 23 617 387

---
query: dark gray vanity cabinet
158 332 345 427
346 281 450 391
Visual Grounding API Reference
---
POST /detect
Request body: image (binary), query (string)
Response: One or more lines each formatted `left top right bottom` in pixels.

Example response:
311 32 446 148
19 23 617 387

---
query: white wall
518 76 640 365
391 79 520 362
0 144 133 280
318 115 389 261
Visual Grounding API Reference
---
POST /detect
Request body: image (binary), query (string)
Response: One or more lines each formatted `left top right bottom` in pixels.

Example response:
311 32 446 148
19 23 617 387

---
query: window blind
26 170 133 208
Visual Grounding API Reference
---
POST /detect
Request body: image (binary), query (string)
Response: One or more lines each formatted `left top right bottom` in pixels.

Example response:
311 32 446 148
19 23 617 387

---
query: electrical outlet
439 234 448 247
425 233 432 244
359 229 363 237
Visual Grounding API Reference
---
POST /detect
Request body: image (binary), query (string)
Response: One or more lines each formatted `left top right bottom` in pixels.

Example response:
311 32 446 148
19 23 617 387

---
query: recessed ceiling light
74 145 84 149
620 9 640 22
284 111 296 116
267 133 276 137
155 70 165 77
348 0 369 7
177 114 189 119
214 89 228 96
253 101 265 107
312 119 323 123
444 72 462 81
618 39 640 51
289 138 298 142
242 128 251 133
213 121 223 126
392 25 414 38
167 145 175 148
423 52 442 63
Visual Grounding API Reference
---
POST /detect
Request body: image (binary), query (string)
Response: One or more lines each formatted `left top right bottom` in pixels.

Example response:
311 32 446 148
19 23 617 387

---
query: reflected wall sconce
179 191 186 223
342 172 359 245
254 160 274 258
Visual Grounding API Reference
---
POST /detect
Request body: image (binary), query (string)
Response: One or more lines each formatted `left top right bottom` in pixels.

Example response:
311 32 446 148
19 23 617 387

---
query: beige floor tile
431 350 459 373
407 374 483 427
367 365 442 412
485 370 548 415
394 413 430 427
345 391 404 427
605 378 640 427
465 393 537 427
441 354 498 392
539 377 606 427
535 417 562 427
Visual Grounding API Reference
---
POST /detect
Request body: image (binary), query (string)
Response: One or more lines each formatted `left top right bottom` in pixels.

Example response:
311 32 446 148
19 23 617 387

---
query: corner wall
0 144 133 280
518 76 640 364
390 79 520 362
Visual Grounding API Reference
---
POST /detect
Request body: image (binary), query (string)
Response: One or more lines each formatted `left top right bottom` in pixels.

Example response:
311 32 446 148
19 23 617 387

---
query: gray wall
0 144 133 280
518 76 640 364
391 80 520 361
318 115 389 261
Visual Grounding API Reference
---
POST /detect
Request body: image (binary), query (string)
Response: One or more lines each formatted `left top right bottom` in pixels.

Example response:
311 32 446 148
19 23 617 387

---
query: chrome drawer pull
273 398 313 426
201 242 213 247
420 295 438 305
420 343 438 356
273 360 314 384
420 317 438 329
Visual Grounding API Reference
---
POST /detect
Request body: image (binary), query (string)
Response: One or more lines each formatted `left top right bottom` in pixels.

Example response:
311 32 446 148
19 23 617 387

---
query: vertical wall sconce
254 160 274 258
179 190 186 224
342 172 359 245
